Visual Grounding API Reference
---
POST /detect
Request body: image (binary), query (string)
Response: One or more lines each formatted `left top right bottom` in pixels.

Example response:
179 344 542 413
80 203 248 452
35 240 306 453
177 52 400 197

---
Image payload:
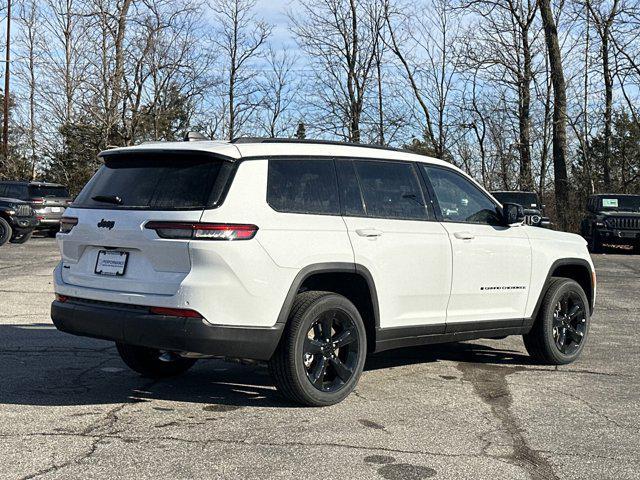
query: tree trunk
602 27 613 189
518 26 534 191
2 0 12 164
107 0 133 145
538 0 569 230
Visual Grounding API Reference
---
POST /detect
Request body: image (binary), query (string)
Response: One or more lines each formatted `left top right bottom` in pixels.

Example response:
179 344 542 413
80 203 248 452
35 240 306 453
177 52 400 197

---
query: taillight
145 222 258 241
31 197 44 205
60 217 78 233
149 306 203 318
55 294 69 303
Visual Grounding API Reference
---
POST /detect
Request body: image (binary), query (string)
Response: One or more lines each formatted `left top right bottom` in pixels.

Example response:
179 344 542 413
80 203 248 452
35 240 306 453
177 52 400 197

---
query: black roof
0 180 66 187
589 193 640 197
230 136 406 154
491 190 537 195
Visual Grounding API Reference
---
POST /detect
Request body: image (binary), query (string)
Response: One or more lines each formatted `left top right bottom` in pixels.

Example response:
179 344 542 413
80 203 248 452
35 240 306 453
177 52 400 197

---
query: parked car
491 191 550 228
51 138 596 406
581 193 640 253
0 197 38 246
0 181 72 237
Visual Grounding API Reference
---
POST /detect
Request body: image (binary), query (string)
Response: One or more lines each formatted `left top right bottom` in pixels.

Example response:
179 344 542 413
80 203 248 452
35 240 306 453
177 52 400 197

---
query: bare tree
15 0 43 178
538 0 569 230
580 0 621 189
290 0 381 142
383 0 461 158
211 0 270 139
256 48 299 138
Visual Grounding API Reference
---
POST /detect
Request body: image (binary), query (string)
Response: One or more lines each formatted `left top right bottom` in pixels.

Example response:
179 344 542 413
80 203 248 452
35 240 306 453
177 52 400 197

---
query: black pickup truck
581 194 640 253
0 197 39 246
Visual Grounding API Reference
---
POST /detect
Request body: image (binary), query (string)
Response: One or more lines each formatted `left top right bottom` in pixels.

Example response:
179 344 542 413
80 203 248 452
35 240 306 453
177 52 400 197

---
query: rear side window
267 159 339 215
335 160 365 216
74 153 228 210
3 184 28 200
353 160 430 220
29 185 70 198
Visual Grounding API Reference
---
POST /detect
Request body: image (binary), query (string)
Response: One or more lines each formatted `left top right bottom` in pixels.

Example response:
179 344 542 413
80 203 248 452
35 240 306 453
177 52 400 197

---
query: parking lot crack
457 363 560 480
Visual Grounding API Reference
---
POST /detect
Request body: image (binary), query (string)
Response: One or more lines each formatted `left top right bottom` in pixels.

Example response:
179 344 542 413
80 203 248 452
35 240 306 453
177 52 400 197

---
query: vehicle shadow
0 323 534 409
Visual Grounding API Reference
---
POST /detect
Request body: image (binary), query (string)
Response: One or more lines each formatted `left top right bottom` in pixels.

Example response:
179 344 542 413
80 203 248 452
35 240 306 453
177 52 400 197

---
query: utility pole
2 0 11 163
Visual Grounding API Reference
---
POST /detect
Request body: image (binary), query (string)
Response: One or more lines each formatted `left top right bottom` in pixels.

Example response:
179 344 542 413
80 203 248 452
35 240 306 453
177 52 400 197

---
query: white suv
52 138 596 406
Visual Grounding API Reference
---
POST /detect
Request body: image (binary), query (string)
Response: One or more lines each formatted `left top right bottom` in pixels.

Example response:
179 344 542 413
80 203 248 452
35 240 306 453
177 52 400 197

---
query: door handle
356 228 383 238
453 231 475 240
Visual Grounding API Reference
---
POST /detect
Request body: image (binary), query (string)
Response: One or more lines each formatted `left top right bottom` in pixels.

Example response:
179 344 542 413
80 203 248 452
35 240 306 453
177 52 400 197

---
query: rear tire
116 342 197 378
10 231 33 244
46 228 58 238
0 217 12 246
269 291 367 407
523 278 590 365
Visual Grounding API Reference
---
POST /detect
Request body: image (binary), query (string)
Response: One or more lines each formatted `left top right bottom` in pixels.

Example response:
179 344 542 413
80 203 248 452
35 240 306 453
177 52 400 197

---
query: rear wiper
91 195 123 205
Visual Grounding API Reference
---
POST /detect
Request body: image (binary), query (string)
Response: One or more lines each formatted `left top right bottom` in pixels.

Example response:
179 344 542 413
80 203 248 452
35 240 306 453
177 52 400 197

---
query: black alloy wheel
523 277 590 365
269 291 367 406
303 309 360 392
552 291 587 355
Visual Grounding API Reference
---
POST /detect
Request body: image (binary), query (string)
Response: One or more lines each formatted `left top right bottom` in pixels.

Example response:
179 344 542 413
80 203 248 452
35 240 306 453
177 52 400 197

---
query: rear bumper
35 217 61 228
51 300 284 360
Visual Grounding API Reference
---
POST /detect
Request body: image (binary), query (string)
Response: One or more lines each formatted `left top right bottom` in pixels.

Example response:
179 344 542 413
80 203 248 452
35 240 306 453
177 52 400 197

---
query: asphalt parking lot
1 238 639 480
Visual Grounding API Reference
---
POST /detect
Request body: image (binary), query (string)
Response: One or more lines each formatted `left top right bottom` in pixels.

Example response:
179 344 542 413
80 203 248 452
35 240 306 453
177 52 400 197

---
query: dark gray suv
0 181 71 236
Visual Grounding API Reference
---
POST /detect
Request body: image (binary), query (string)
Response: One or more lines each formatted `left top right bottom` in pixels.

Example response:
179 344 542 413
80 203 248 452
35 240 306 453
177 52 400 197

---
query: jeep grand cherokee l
581 194 640 253
51 138 596 406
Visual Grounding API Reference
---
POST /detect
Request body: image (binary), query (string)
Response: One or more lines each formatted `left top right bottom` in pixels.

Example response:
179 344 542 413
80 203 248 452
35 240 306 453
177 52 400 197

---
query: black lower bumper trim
51 300 284 361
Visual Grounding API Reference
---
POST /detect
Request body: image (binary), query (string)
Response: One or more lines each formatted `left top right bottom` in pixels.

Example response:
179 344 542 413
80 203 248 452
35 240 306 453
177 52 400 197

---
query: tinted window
74 154 225 209
492 192 539 208
598 195 640 212
336 160 365 216
29 185 70 198
423 166 501 225
267 159 339 215
354 160 429 220
3 184 27 200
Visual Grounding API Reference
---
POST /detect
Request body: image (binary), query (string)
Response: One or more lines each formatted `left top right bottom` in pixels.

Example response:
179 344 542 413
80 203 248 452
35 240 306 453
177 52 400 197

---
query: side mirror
502 202 525 226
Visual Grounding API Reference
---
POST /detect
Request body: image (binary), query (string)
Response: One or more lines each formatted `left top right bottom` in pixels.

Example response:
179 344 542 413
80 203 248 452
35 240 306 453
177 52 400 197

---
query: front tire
0 217 12 246
523 278 590 365
116 342 197 378
10 231 33 244
269 291 367 406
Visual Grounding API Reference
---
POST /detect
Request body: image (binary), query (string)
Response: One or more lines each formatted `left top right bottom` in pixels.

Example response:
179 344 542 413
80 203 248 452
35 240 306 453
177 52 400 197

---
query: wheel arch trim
276 262 380 327
531 258 595 319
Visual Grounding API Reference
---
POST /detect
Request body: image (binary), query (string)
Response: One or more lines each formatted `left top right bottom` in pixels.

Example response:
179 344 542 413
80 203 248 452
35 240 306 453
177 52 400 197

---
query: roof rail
230 136 406 153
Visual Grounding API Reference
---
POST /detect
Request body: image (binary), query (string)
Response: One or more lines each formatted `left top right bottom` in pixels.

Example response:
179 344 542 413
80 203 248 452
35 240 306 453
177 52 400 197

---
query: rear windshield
73 153 230 210
29 185 70 198
492 192 539 208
